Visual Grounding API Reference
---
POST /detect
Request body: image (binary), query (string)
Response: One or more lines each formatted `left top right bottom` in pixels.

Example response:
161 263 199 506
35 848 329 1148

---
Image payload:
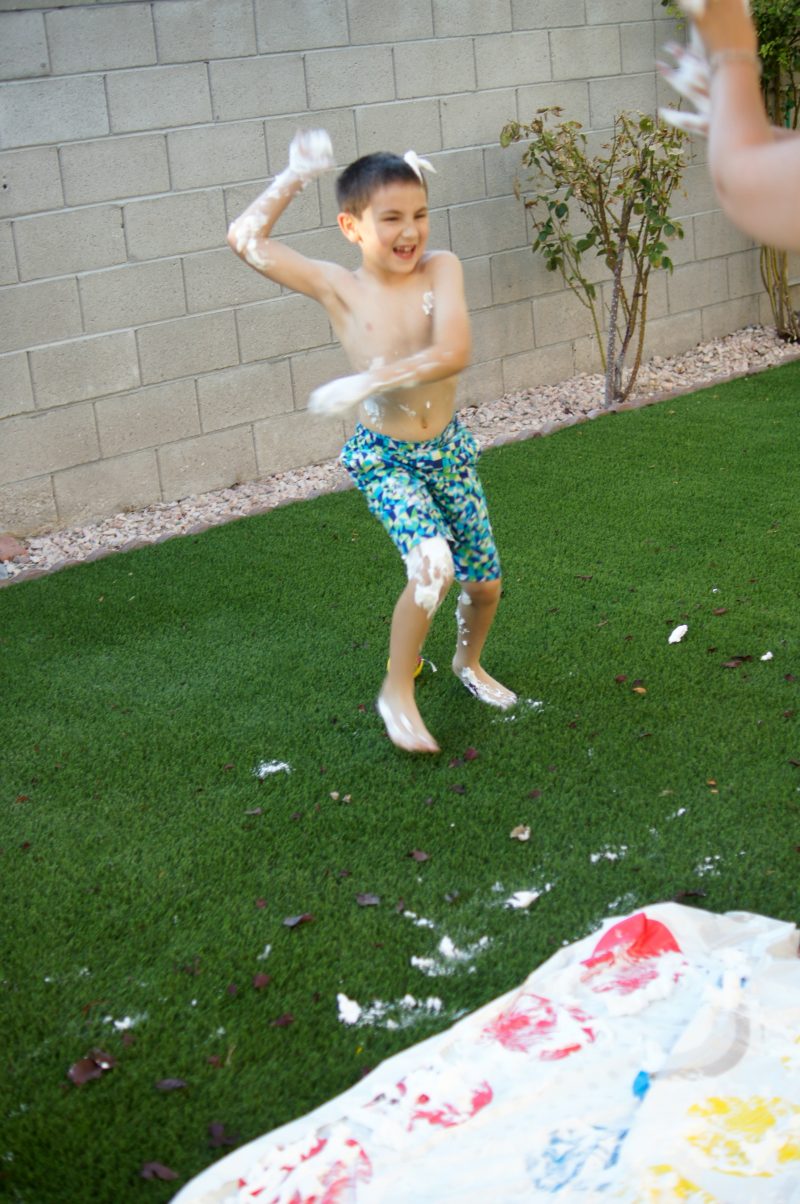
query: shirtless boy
227 130 515 753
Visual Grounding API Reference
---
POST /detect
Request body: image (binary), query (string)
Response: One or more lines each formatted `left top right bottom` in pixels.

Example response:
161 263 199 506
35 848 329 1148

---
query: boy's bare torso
326 251 458 442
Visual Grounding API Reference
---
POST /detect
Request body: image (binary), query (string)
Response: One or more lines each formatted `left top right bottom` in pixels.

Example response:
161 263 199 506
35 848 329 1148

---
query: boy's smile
340 180 430 277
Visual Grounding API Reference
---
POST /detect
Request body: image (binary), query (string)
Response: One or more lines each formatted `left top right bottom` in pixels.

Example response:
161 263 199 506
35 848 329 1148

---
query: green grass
2 362 799 1202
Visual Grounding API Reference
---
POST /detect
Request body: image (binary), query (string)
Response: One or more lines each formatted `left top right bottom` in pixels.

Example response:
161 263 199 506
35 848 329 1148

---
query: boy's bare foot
377 685 439 754
452 661 517 710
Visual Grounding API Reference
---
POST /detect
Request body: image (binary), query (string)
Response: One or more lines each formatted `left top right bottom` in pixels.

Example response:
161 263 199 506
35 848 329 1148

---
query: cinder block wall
0 0 767 536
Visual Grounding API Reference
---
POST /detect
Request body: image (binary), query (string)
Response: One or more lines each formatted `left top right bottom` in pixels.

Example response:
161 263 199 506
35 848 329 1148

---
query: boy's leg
340 426 455 752
379 536 454 753
426 422 517 710
452 579 516 709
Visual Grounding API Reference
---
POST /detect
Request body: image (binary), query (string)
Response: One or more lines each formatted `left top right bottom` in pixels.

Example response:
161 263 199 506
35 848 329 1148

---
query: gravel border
2 325 798 587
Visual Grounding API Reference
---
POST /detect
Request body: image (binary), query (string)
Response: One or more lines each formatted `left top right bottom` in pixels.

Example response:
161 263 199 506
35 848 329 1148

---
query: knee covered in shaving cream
406 537 454 616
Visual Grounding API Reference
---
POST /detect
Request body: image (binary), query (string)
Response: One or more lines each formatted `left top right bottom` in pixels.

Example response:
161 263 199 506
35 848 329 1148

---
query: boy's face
339 180 429 276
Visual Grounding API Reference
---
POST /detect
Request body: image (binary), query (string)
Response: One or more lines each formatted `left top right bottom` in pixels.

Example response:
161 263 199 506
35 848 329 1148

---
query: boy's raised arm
227 130 340 299
309 251 471 416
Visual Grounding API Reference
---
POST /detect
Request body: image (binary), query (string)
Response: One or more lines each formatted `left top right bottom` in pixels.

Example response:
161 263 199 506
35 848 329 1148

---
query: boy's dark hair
336 153 427 217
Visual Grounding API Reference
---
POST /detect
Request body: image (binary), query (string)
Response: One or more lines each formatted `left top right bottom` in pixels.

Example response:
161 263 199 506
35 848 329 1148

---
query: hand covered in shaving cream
287 129 335 183
308 372 373 417
658 42 710 137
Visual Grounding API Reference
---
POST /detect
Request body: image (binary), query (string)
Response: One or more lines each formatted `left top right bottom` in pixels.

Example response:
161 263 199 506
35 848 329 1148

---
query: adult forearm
708 60 800 247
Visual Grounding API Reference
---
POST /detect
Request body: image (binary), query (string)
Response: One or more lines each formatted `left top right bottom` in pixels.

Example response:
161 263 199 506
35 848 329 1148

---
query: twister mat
173 903 800 1202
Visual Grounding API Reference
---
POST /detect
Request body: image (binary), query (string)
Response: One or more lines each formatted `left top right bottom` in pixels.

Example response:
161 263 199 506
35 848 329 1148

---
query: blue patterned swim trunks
340 415 501 582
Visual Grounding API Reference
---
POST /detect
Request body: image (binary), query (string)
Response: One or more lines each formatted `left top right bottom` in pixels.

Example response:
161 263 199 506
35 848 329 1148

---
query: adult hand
678 0 756 56
658 42 710 136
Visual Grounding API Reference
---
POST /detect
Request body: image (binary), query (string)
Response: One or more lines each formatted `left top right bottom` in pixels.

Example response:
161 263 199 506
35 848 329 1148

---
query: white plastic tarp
172 903 800 1203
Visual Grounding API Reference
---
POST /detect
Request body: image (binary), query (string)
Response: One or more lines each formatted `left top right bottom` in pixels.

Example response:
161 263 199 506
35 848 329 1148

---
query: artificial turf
1 361 799 1201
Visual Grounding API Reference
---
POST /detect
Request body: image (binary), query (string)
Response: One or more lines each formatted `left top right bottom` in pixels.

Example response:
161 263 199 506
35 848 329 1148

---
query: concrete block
0 277 82 354
53 449 161 527
168 122 267 191
534 288 598 345
79 259 187 335
456 358 504 408
589 73 657 129
255 0 349 52
15 204 125 282
600 269 668 323
0 404 99 482
0 76 108 148
395 39 476 99
349 0 434 43
254 409 344 475
694 209 754 260
425 149 486 208
0 147 63 219
433 0 512 36
289 344 351 403
621 21 656 73
641 310 703 360
550 26 621 81
0 220 16 284
463 255 493 310
501 340 574 392
667 259 728 314
209 54 306 123
511 0 584 28
355 100 442 159
59 134 169 207
759 291 780 327
31 331 140 407
107 64 211 135
124 189 226 260
701 296 760 343
0 351 34 418
226 176 321 236
266 109 357 178
589 0 654 20
491 246 564 304
516 80 591 131
663 217 695 266
96 381 200 457
306 46 395 110
475 32 551 90
471 300 534 361
159 426 258 501
0 11 49 81
671 164 719 218
46 4 156 73
283 225 358 270
0 475 57 537
483 141 526 200
440 88 518 151
198 359 293 431
183 246 280 314
726 248 763 301
137 311 239 385
572 333 605 374
449 195 528 259
237 294 332 363
153 0 256 63
428 208 450 254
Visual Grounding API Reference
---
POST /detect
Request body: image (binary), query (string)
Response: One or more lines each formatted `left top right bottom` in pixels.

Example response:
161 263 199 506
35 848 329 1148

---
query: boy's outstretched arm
227 130 343 300
308 251 471 416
